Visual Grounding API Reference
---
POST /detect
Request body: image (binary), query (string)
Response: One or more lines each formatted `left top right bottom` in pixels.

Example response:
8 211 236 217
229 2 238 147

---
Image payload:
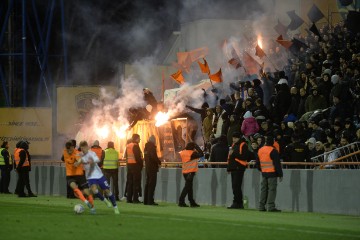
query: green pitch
0 195 359 240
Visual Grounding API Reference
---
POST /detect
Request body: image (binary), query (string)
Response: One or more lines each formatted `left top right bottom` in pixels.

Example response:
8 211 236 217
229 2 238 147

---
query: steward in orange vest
256 136 283 212
178 142 203 208
14 141 36 197
125 134 143 203
227 132 253 209
91 140 105 168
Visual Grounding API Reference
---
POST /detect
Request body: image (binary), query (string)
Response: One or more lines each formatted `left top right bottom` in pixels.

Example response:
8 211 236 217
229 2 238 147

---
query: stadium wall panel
9 167 360 215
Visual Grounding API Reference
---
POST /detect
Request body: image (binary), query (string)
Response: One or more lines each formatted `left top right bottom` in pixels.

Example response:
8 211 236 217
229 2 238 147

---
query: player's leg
99 176 119 214
69 179 85 201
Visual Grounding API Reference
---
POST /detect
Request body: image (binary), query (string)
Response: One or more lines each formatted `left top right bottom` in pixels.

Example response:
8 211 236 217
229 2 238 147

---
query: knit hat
278 78 288 85
305 137 316 145
323 69 331 75
243 111 253 119
331 75 339 84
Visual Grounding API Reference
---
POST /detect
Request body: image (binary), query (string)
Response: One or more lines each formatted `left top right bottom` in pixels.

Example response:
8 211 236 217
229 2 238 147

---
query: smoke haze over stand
57 0 304 152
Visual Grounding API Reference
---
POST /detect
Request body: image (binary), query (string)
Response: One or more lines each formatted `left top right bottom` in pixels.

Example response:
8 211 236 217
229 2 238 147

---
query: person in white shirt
75 141 119 215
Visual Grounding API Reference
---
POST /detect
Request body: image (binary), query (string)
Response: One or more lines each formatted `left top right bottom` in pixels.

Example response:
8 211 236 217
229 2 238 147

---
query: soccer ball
74 204 84 214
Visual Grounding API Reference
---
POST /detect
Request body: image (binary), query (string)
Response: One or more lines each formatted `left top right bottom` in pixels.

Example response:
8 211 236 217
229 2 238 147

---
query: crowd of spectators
187 22 360 168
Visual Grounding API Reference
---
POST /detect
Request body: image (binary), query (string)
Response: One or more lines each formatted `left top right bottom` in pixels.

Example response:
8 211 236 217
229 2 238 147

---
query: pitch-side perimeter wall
9 167 360 215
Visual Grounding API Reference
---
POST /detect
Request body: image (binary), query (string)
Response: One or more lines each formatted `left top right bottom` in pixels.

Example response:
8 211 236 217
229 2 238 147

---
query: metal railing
30 142 360 170
310 142 360 169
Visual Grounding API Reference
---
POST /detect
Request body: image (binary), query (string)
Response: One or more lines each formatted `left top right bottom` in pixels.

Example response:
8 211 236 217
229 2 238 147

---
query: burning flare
114 124 129 139
155 111 170 127
257 35 263 49
95 125 109 139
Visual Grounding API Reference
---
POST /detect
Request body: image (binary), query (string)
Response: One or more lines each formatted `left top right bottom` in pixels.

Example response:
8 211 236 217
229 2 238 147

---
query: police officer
125 134 143 203
103 141 120 201
227 132 253 209
0 141 13 194
178 142 203 207
14 141 36 197
256 136 283 212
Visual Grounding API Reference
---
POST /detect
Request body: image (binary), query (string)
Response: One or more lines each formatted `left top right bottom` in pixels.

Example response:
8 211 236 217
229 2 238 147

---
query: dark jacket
130 143 143 170
189 145 204 160
209 140 229 168
144 141 161 173
1 149 13 170
287 94 300 116
283 141 310 169
227 139 253 172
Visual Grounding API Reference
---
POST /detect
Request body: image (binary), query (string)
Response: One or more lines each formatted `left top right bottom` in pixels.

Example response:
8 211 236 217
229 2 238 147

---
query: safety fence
310 142 360 169
30 142 360 169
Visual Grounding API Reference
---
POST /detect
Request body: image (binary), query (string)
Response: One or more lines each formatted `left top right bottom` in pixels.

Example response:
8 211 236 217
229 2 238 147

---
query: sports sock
107 192 117 207
74 188 86 202
93 189 105 201
87 195 94 207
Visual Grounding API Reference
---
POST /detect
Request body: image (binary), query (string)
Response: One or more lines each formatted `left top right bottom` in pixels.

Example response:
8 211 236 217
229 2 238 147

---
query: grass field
0 195 359 240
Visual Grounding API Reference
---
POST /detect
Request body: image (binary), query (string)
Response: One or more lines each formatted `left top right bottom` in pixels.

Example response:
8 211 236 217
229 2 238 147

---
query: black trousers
144 170 158 204
16 167 33 195
0 166 11 193
126 165 141 202
179 172 196 204
231 170 245 206
104 168 119 198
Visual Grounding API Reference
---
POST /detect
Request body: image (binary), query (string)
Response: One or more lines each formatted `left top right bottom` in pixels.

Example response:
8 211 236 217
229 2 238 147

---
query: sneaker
178 202 189 207
114 207 120 215
190 203 200 208
268 208 281 212
85 200 92 209
227 204 244 209
90 208 96 214
104 198 112 208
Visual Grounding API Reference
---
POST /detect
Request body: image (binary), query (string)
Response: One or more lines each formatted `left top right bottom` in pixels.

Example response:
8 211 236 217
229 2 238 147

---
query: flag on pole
276 35 293 49
309 23 322 40
228 48 242 69
208 68 223 83
176 52 192 73
189 47 209 62
171 70 185 84
307 4 325 23
197 58 210 74
287 10 304 30
243 52 261 75
274 19 288 36
255 44 266 58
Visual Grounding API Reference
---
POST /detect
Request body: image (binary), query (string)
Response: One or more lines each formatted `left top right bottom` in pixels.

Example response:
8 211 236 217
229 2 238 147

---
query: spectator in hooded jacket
241 111 259 137
305 87 327 112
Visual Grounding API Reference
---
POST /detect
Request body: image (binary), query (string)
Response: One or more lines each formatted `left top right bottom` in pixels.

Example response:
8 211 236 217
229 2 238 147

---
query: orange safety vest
91 147 103 160
14 148 30 167
179 150 198 174
273 141 280 153
228 142 247 167
63 149 83 176
258 146 275 173
126 143 137 164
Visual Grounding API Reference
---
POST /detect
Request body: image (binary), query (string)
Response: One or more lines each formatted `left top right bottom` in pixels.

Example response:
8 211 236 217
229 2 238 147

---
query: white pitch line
125 214 360 239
